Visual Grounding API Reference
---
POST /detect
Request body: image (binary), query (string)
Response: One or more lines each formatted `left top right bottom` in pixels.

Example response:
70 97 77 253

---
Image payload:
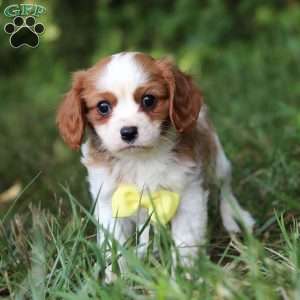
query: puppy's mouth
119 145 153 152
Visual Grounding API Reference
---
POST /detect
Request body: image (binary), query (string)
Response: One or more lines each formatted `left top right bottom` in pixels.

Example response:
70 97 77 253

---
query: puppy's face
86 53 171 153
57 52 203 155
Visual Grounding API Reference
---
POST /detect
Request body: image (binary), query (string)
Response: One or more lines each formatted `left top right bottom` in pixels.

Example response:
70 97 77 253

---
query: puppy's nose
120 126 138 143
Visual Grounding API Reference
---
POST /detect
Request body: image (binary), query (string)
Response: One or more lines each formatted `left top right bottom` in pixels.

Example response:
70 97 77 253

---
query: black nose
120 126 138 143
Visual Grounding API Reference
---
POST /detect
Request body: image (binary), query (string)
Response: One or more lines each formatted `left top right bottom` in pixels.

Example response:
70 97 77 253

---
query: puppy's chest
111 153 196 193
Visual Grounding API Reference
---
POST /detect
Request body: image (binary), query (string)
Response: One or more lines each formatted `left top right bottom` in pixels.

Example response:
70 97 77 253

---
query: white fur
82 138 205 282
95 52 163 153
97 52 148 96
81 137 200 219
171 180 208 269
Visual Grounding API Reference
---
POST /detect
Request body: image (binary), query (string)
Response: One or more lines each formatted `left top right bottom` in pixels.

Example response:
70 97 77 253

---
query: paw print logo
4 16 44 48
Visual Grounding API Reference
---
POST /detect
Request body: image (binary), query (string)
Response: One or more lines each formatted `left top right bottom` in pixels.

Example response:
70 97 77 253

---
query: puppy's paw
222 207 255 233
136 243 148 259
104 268 118 284
221 194 255 233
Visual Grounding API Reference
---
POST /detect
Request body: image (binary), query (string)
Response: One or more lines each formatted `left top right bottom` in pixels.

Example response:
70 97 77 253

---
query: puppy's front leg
95 200 133 283
85 162 133 283
171 181 208 270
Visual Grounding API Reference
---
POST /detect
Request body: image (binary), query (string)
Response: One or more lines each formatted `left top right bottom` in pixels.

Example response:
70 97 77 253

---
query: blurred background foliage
0 0 299 221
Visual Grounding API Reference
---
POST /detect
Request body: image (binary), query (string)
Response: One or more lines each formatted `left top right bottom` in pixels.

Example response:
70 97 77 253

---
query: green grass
1 192 300 299
1 7 300 298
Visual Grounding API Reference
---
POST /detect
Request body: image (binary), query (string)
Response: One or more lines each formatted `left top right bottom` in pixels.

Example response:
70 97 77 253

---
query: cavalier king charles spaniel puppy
57 52 254 281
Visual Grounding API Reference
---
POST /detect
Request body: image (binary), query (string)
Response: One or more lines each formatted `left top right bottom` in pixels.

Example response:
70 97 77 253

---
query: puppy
57 52 254 280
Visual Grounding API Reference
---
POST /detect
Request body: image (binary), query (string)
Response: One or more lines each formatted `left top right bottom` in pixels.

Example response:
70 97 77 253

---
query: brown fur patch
56 57 112 150
173 107 217 172
155 58 203 133
56 71 87 150
134 55 213 169
134 53 163 81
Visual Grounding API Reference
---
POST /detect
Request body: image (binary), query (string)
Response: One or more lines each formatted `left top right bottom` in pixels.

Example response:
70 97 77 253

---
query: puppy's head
57 52 203 154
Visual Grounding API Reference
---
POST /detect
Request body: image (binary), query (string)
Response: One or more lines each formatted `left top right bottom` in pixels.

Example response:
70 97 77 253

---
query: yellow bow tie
112 184 180 225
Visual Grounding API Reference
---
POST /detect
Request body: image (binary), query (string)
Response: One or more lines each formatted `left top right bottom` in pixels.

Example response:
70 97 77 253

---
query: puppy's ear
56 71 86 150
157 59 203 133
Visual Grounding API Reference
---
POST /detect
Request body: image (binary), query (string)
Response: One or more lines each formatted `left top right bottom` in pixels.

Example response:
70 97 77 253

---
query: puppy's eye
97 101 112 116
141 94 156 110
